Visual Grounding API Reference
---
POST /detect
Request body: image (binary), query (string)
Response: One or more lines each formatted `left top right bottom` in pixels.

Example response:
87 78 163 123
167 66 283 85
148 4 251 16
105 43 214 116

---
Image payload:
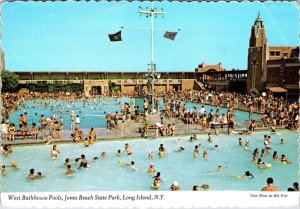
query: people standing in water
124 143 132 155
70 111 76 131
147 163 155 174
158 144 165 157
50 145 60 159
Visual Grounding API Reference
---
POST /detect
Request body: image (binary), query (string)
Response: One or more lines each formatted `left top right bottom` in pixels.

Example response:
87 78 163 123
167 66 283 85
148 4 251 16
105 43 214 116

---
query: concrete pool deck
1 113 284 146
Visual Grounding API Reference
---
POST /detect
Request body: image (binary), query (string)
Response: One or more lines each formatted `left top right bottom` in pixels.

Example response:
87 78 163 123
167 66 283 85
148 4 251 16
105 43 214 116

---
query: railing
19 78 183 85
18 80 83 84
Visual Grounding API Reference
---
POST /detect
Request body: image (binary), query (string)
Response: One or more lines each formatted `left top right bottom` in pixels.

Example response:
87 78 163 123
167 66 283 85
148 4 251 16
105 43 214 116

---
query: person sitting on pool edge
150 179 160 190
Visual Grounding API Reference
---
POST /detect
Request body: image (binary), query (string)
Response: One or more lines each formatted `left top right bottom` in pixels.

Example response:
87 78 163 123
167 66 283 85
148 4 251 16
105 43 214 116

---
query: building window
270 51 280 56
283 52 288 57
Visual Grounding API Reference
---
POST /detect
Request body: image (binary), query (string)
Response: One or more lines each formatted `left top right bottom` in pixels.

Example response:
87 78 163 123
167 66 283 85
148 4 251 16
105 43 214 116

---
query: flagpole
138 2 165 114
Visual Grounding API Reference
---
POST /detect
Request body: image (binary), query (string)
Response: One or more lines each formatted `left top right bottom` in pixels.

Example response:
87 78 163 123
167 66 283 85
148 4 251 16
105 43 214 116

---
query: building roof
268 87 288 93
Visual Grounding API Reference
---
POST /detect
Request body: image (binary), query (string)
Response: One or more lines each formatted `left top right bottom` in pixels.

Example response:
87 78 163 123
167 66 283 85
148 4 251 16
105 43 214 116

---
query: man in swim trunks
124 143 132 155
261 177 278 191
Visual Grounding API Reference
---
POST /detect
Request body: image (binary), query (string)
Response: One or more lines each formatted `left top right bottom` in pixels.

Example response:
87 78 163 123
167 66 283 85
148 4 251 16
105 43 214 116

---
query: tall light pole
139 2 164 114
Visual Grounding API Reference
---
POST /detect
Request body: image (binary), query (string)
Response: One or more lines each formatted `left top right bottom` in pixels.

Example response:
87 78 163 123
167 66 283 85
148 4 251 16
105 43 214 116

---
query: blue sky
1 1 298 72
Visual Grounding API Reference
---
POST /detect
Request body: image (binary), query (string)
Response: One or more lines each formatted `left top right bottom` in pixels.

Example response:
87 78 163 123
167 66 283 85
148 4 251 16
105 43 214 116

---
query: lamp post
139 2 164 113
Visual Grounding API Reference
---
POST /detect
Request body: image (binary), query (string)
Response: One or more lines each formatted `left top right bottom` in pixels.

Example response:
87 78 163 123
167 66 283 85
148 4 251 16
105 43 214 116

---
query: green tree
108 81 117 93
1 70 19 92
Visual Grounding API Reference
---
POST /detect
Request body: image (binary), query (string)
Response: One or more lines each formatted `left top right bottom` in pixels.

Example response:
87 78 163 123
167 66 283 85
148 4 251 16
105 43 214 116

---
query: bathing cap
173 181 178 186
150 163 154 166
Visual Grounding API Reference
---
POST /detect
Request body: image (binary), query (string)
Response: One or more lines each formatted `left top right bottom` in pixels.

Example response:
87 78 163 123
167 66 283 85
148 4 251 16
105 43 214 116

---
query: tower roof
256 12 262 22
254 12 264 28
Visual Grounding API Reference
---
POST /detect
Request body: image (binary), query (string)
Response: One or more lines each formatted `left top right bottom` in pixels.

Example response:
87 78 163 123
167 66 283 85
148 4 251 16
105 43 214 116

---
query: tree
108 81 117 93
1 70 19 92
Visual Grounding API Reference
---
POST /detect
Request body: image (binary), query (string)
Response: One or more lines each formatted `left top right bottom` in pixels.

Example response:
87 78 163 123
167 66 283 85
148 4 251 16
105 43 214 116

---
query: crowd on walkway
1 90 299 143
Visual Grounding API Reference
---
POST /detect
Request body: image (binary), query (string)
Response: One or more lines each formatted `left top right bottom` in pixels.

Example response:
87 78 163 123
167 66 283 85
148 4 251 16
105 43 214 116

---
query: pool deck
1 113 284 146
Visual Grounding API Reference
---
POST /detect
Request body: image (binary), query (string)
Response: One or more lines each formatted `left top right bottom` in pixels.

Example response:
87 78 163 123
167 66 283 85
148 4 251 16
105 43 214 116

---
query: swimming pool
2 130 298 192
7 98 261 130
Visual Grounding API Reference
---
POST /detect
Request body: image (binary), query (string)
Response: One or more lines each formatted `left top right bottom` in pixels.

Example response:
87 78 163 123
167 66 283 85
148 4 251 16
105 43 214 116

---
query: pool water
2 130 298 192
8 98 260 130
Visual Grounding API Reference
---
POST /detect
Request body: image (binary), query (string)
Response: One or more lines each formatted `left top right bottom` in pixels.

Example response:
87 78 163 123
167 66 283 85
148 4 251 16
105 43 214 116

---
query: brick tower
247 13 267 93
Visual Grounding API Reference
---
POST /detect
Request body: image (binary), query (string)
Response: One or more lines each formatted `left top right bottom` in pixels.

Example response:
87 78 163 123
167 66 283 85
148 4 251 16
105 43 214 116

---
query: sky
1 1 298 72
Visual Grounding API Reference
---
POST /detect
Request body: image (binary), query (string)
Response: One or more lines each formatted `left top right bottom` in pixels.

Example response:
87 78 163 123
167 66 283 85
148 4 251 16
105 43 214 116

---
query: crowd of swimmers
0 90 299 191
2 130 297 192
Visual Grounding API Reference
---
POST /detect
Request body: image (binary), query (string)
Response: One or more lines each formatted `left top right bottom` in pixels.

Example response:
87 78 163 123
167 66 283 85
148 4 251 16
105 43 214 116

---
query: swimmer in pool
207 134 212 143
280 139 286 144
238 138 243 146
245 140 250 146
50 145 60 159
178 147 185 152
9 161 19 170
150 179 161 190
272 151 279 161
158 144 165 157
148 150 155 158
281 154 291 164
217 165 223 172
35 172 44 178
122 161 137 170
124 143 132 155
193 185 200 191
2 165 6 176
241 171 254 179
101 152 107 158
79 162 89 170
194 145 199 158
66 165 74 175
84 138 89 148
261 149 266 157
147 163 155 174
203 151 208 159
80 154 88 164
64 158 72 167
117 149 122 156
152 172 163 182
28 168 36 180
169 181 180 191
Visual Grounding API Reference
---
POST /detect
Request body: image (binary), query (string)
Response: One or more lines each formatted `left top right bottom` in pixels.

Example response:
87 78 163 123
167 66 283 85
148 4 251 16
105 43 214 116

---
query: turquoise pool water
2 130 298 192
8 98 260 130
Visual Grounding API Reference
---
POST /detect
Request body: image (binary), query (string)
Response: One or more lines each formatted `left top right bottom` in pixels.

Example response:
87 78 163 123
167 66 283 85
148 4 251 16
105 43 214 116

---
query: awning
268 87 288 93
